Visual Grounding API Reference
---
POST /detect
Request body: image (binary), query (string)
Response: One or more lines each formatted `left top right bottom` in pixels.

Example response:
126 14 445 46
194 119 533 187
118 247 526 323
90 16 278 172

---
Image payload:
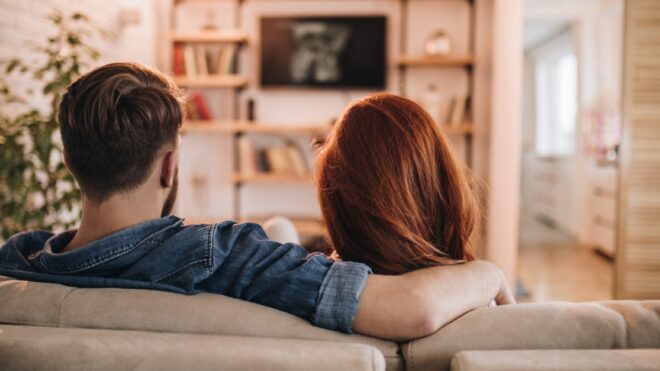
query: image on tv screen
260 16 387 89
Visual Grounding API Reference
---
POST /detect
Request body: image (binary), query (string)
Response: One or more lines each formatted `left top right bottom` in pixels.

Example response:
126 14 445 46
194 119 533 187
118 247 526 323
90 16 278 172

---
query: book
284 141 309 177
185 99 200 120
183 44 197 78
449 95 467 127
191 93 212 120
195 45 209 77
256 148 271 172
172 44 186 76
217 45 237 75
445 97 456 125
463 96 473 123
267 147 294 175
205 47 218 75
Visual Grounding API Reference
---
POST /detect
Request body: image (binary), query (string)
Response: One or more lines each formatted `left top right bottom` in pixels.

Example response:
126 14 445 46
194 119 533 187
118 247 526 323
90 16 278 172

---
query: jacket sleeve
200 221 371 333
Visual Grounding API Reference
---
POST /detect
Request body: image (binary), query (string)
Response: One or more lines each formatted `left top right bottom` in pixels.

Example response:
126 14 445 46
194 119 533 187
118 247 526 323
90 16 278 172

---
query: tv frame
257 15 388 90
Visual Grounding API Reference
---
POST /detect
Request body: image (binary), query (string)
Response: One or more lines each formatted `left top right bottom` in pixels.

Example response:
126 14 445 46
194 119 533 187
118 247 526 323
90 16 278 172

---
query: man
0 62 513 341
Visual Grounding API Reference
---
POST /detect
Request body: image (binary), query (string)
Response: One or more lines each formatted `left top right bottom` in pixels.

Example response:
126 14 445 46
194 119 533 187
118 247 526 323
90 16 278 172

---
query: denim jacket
0 216 371 333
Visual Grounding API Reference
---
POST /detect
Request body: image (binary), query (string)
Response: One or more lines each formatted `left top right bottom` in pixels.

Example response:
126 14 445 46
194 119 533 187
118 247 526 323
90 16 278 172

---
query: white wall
0 0 157 123
487 0 522 288
0 0 158 86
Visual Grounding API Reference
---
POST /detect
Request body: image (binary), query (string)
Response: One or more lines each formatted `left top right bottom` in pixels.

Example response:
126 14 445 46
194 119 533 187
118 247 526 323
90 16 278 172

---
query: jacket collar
39 215 183 274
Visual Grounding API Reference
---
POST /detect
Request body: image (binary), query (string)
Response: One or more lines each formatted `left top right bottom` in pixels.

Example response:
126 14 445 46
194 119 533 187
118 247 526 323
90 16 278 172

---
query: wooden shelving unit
179 116 330 220
173 0 478 232
173 75 248 88
230 124 329 219
232 173 314 184
170 31 248 43
398 0 477 166
171 0 252 223
181 120 467 136
182 121 331 134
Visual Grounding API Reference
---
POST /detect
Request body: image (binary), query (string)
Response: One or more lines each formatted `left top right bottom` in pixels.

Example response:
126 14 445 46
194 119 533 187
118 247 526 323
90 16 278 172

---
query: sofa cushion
450 349 660 371
0 324 386 371
403 301 660 371
0 277 403 371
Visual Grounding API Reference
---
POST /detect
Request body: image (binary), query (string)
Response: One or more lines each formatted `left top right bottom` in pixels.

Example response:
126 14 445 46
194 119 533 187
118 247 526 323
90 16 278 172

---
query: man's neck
63 191 163 253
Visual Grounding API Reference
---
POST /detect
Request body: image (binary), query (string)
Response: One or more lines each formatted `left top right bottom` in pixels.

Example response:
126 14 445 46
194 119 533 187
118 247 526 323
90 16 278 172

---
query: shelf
182 121 465 135
233 173 314 184
181 121 470 136
396 55 476 67
231 123 331 134
181 121 332 134
170 31 247 43
174 0 239 5
181 121 236 133
173 75 247 88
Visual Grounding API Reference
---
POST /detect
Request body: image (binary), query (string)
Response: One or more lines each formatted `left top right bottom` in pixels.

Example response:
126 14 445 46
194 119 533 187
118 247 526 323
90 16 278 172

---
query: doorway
517 0 624 302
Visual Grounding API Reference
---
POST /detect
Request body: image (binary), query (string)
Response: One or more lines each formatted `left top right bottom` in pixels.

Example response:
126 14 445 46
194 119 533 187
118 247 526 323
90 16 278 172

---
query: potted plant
0 11 106 240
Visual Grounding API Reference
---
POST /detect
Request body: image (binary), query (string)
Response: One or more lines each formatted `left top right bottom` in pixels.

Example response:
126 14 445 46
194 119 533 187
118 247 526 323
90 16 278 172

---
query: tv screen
260 16 387 89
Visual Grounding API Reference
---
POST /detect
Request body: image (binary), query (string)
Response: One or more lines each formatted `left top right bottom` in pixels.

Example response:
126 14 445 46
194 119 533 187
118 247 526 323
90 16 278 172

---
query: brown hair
59 62 184 202
316 93 478 275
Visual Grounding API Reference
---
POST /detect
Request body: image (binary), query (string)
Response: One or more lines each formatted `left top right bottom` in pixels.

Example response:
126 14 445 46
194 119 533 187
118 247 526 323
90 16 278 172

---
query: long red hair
316 93 478 275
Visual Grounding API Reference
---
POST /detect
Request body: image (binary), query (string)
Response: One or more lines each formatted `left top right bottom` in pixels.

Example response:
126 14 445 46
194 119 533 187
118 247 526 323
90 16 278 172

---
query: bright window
534 37 577 157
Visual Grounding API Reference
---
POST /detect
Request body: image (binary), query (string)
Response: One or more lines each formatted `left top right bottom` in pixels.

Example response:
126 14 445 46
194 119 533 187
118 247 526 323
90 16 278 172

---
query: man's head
59 62 184 215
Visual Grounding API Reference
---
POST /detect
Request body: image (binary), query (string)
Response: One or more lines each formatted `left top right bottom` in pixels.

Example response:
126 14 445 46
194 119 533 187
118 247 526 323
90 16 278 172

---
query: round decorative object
424 31 452 56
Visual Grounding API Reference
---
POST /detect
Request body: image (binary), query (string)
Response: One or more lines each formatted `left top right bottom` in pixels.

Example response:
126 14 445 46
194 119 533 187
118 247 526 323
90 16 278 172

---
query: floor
516 215 614 303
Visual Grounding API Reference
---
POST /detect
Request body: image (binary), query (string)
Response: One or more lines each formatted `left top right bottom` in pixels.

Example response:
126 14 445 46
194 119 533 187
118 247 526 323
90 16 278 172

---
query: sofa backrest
450 349 660 371
0 277 403 371
3 276 659 371
403 300 660 371
0 324 386 371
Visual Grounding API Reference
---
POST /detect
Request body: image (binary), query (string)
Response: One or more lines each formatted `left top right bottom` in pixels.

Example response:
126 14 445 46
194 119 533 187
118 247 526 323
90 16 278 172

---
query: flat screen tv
260 16 387 89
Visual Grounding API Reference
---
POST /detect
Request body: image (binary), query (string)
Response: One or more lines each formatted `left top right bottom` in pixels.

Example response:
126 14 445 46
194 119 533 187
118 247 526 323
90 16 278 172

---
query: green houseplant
0 11 105 240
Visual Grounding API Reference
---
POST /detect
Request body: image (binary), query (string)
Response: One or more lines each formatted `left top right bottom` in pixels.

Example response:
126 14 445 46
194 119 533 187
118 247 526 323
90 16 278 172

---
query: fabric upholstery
0 276 403 371
3 276 660 371
403 301 660 371
450 349 660 371
0 324 386 371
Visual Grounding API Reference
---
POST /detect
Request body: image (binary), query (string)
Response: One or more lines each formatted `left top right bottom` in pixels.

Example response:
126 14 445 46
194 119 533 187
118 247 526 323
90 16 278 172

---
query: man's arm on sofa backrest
353 260 513 341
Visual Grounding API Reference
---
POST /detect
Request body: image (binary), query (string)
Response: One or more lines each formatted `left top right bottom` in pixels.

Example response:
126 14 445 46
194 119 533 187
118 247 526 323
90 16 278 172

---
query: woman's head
316 93 478 275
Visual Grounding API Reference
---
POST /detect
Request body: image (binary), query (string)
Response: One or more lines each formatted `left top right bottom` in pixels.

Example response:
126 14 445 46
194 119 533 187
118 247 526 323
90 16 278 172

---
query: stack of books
238 137 310 177
173 44 237 77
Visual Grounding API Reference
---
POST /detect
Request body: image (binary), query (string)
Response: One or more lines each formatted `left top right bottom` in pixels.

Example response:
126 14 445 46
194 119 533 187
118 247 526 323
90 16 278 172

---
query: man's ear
160 136 181 188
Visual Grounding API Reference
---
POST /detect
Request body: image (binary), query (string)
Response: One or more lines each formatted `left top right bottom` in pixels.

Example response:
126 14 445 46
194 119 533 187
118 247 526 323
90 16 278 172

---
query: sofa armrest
402 301 660 371
450 349 660 371
0 324 386 371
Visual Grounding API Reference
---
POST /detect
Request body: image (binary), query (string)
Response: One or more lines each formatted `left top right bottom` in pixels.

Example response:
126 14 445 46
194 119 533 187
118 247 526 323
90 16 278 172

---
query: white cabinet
587 164 618 258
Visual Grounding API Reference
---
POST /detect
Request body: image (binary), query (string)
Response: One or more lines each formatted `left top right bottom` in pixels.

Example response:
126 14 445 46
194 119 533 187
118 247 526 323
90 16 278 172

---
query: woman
316 93 479 275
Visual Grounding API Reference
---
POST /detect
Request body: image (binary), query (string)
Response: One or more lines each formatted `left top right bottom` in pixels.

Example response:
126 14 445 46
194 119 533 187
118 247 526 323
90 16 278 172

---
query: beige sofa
1 276 659 371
